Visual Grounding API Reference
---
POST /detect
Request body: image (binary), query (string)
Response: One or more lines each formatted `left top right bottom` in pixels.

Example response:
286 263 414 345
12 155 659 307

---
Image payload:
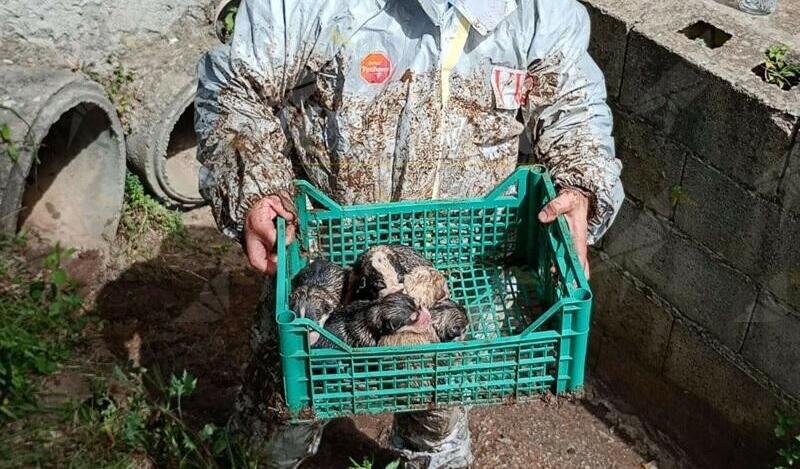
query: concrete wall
0 0 212 64
583 0 800 467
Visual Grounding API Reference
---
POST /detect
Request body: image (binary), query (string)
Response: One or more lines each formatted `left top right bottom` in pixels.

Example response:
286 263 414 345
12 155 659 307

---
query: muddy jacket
195 0 624 244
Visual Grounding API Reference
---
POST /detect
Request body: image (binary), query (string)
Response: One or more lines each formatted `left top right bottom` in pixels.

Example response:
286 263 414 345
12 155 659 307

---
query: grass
119 172 185 257
0 232 85 421
0 232 259 467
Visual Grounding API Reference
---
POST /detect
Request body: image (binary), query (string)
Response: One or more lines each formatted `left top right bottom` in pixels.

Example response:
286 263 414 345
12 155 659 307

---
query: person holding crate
195 0 624 467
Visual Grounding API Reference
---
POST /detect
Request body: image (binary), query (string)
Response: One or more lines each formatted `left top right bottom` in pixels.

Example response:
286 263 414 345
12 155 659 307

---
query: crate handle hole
572 288 592 301
277 311 297 324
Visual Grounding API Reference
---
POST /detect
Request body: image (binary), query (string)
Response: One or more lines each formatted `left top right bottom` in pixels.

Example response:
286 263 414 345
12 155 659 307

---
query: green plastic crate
274 165 592 420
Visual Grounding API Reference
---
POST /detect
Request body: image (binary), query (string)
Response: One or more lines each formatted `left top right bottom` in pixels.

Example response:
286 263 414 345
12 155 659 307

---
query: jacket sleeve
195 0 321 239
523 0 624 244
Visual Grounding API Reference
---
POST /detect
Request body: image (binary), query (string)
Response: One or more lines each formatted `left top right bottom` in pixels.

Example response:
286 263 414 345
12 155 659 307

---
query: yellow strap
433 11 470 199
440 11 471 104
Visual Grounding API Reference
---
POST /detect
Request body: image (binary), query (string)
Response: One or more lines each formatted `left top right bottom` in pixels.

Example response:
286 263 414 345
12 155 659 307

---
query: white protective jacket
196 0 624 243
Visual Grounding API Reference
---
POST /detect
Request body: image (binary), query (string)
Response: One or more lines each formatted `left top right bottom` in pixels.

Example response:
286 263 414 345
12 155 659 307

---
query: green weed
119 172 184 256
764 44 800 90
71 366 258 468
775 411 800 468
670 185 693 207
0 238 85 420
83 60 136 126
1 123 19 162
220 2 240 43
347 457 400 469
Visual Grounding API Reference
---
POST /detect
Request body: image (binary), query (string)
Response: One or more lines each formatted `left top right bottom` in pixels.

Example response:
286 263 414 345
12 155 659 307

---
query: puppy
290 259 347 345
313 292 432 348
379 299 469 346
352 245 448 308
430 299 469 342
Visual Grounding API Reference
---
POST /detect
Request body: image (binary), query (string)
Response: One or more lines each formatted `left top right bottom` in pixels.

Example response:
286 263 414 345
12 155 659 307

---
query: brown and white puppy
313 292 432 348
290 259 347 345
352 245 448 308
379 298 469 346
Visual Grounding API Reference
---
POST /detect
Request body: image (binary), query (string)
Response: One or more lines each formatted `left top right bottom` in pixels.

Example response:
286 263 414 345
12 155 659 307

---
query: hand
538 188 591 279
244 194 297 275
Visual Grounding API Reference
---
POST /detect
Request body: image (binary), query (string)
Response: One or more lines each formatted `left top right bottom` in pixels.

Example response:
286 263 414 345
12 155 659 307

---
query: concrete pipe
125 30 217 209
0 65 126 251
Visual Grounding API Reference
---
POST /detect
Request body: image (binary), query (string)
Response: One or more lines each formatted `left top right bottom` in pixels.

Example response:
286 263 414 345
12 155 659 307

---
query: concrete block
741 293 800 400
593 338 737 469
619 29 797 194
780 137 800 217
674 155 774 276
614 108 687 217
662 320 780 461
589 250 674 370
582 2 629 100
675 155 800 310
603 200 757 348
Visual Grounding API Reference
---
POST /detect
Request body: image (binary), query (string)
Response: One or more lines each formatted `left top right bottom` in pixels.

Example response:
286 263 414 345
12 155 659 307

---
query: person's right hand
244 194 296 275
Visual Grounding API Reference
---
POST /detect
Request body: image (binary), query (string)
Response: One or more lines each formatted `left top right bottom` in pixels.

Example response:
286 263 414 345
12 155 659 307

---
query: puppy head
353 246 403 300
291 259 346 323
403 266 449 308
372 292 432 336
290 285 337 324
431 299 469 342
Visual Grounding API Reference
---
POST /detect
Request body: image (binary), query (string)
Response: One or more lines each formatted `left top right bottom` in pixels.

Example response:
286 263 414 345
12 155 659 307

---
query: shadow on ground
93 219 397 467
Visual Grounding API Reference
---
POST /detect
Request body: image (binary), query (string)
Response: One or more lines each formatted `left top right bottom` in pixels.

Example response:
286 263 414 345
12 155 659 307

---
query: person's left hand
538 188 591 279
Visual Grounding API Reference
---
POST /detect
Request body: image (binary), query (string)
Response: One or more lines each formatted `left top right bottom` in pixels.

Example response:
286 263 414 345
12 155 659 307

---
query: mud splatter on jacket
195 0 624 244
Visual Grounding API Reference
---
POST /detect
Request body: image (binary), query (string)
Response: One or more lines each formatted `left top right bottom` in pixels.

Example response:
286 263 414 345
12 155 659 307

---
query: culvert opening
163 105 203 202
680 21 732 49
19 103 120 249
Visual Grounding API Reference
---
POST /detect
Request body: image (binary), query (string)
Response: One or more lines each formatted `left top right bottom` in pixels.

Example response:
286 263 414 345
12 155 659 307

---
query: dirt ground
57 206 683 469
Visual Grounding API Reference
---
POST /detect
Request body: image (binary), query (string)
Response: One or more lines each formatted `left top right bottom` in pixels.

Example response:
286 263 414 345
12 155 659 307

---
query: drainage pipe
0 65 126 250
125 29 217 209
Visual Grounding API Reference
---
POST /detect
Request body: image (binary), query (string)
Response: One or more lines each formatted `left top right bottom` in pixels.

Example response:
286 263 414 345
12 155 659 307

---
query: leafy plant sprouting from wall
763 44 800 90
1 123 18 162
775 411 800 469
218 1 240 43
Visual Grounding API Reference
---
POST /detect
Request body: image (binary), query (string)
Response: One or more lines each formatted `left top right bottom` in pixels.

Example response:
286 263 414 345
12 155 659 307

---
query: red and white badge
360 52 392 84
491 65 527 110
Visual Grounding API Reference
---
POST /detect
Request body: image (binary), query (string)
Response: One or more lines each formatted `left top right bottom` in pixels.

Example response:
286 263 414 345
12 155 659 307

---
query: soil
51 207 685 469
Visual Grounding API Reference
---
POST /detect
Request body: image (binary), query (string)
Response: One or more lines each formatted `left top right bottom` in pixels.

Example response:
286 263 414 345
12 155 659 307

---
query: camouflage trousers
233 281 472 469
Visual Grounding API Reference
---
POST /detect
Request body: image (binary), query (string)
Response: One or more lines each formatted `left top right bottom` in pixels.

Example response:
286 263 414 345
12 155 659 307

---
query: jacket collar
416 0 517 35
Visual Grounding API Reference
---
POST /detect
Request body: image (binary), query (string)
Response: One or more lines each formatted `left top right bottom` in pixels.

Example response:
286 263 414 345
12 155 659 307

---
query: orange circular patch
360 52 392 84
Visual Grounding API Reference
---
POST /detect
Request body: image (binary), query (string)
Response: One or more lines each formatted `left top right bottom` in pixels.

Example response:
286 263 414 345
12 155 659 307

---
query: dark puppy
313 292 432 348
430 299 469 342
352 245 448 308
291 259 347 345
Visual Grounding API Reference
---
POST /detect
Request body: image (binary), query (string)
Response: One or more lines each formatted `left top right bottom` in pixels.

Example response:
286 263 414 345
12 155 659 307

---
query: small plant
670 185 693 206
775 411 800 468
1 123 19 162
763 44 800 90
119 172 184 256
82 60 136 126
218 1 240 43
347 457 401 469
